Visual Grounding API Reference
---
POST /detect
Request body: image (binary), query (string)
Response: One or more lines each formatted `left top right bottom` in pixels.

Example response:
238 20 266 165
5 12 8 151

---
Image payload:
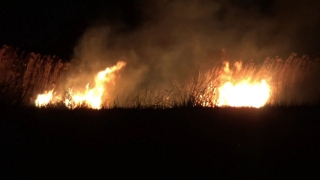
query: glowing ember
35 90 54 107
217 79 271 108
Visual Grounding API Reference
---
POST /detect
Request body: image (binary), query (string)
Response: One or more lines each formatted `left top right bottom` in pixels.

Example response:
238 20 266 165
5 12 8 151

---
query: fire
195 61 272 108
217 79 270 108
215 62 271 108
35 90 54 107
34 59 271 109
35 61 126 109
65 61 126 109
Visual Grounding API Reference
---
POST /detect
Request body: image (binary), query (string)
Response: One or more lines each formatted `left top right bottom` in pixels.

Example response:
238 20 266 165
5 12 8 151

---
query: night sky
1 0 320 60
0 1 142 58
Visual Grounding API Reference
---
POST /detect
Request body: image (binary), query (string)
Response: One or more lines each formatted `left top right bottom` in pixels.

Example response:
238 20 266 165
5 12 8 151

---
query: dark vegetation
1 46 320 178
1 106 320 178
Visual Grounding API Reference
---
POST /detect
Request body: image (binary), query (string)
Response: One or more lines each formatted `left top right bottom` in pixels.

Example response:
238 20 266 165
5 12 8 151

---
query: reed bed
189 54 320 107
0 45 69 106
0 45 319 108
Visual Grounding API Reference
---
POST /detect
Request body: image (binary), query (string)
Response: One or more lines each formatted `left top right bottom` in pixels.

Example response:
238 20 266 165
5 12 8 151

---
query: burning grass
0 45 320 109
2 47 320 179
188 54 320 107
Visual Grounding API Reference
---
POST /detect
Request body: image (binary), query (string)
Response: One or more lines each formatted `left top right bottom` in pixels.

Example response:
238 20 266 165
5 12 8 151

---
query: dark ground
1 106 320 179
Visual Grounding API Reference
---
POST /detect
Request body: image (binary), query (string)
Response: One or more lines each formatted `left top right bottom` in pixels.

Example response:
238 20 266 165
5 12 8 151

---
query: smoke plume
69 0 320 103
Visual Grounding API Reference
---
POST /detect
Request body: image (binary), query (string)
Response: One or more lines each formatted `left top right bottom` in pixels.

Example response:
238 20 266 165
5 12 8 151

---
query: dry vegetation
1 45 320 108
111 54 320 108
1 46 320 179
190 54 320 107
0 45 69 106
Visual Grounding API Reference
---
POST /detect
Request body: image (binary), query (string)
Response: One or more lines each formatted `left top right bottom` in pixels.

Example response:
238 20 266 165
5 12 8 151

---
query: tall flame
215 62 271 108
196 61 272 108
34 60 271 109
34 61 126 109
217 79 270 108
65 61 126 109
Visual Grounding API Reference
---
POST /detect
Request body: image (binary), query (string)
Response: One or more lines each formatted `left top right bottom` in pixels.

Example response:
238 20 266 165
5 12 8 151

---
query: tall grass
107 54 320 108
0 45 69 106
0 45 319 108
104 87 186 109
188 54 320 107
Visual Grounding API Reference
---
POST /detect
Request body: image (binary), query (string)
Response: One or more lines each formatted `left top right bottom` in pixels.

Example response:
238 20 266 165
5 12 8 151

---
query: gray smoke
69 0 320 103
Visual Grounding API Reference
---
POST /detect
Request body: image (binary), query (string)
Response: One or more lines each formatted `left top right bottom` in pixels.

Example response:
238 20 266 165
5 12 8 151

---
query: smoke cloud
68 0 320 103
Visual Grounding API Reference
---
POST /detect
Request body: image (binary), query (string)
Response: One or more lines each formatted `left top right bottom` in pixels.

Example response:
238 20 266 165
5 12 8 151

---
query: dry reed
0 45 69 106
0 45 319 108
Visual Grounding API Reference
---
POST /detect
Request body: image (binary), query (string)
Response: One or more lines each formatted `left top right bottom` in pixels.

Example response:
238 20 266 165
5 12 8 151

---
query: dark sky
0 1 142 59
1 0 320 60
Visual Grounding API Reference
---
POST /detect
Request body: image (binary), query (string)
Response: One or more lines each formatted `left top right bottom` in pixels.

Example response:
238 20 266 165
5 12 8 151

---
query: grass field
1 105 319 178
1 46 320 178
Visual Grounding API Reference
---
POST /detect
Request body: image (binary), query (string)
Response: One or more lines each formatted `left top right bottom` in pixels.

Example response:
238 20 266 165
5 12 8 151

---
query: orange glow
215 61 271 108
65 61 126 109
35 90 54 107
34 59 272 109
35 61 126 109
217 79 270 108
195 61 272 108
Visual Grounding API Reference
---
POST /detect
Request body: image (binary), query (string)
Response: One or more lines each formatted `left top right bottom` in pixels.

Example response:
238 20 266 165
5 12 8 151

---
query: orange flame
217 79 270 108
35 90 54 107
216 62 271 108
196 61 272 108
35 61 126 109
65 61 126 109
